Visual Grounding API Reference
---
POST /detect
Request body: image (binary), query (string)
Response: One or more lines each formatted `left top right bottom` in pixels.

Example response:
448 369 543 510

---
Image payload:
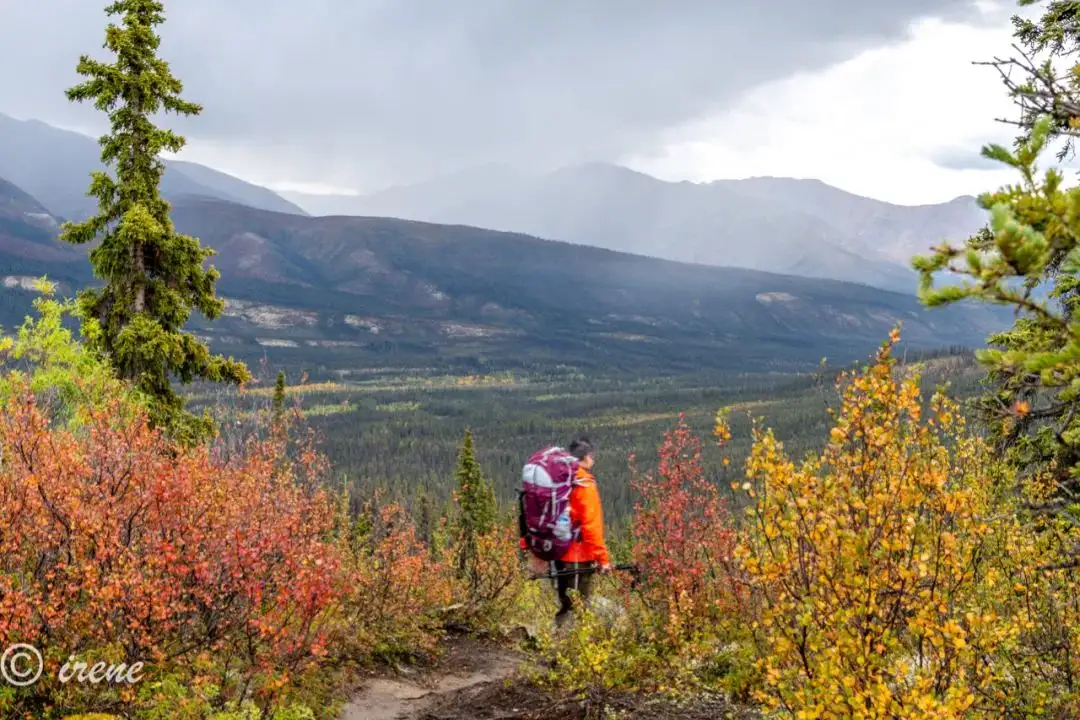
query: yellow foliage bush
979 486 1080 717
736 330 1023 718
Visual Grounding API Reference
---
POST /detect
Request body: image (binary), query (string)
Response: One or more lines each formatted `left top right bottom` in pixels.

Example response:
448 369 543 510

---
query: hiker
519 436 614 627
553 436 612 627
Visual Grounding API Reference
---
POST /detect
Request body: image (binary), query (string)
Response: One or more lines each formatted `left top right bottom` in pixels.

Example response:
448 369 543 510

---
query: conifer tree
1000 0 1080 158
60 0 249 442
915 3 1080 568
452 429 496 576
416 492 434 549
454 429 496 536
272 370 286 423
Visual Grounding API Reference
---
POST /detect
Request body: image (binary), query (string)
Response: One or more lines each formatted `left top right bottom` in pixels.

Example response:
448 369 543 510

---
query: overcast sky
0 0 1038 204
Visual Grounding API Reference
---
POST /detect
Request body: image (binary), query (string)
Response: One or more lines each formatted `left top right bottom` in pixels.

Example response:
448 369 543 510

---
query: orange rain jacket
560 466 610 565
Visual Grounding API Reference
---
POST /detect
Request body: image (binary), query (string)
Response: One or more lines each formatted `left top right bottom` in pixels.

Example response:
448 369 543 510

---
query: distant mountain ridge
1 112 987 296
0 175 52 217
0 112 307 220
0 175 78 264
0 175 1009 376
283 163 988 295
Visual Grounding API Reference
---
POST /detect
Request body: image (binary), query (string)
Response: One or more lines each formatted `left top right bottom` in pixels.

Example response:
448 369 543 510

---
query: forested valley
191 348 984 532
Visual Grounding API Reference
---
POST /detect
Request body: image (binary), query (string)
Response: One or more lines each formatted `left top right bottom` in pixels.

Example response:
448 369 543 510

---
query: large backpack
519 446 580 561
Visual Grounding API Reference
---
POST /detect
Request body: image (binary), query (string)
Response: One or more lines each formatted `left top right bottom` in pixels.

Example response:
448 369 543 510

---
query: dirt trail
338 640 523 720
339 636 758 720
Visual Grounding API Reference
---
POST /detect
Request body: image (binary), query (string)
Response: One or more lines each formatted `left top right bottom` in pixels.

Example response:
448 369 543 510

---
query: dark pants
554 560 595 626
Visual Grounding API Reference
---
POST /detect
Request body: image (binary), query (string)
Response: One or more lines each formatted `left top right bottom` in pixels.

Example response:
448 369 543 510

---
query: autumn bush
978 480 1080 717
441 521 528 634
0 295 468 719
539 329 1079 717
630 417 740 648
733 330 1068 718
0 384 345 718
335 497 453 664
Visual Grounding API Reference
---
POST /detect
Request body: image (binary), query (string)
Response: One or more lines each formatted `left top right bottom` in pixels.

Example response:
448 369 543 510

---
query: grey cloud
1 0 984 189
932 135 1080 172
930 146 1006 171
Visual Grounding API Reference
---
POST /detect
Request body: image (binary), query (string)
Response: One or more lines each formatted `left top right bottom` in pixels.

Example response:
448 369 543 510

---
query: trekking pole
526 563 638 580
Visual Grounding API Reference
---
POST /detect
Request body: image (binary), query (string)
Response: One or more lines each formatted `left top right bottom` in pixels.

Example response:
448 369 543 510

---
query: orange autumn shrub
336 498 453 664
736 330 1021 718
0 383 346 717
0 285 514 719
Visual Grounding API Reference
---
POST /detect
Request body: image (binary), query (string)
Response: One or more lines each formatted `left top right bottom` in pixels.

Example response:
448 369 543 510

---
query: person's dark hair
568 435 595 461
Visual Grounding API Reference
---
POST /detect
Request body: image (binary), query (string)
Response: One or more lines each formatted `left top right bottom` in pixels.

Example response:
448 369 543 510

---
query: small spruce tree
60 0 249 442
417 492 434 550
453 429 497 576
272 370 286 423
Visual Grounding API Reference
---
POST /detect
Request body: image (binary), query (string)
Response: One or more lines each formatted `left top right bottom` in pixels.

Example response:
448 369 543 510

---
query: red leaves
349 553 444 658
630 416 739 638
0 384 344 705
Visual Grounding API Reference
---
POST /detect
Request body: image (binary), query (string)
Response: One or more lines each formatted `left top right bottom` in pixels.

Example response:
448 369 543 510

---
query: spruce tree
416 492 434 550
454 429 497 537
915 4 1080 568
453 429 497 577
60 0 249 441
272 370 286 423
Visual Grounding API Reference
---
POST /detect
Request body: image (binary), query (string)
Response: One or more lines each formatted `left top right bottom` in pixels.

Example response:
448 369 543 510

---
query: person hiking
554 435 612 628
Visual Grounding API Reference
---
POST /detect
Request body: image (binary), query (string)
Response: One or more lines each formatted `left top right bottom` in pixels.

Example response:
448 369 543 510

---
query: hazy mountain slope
0 178 86 334
0 176 81 264
1 175 54 218
163 160 308 216
0 113 306 220
166 199 1009 369
716 177 986 264
0 192 1007 373
284 164 987 295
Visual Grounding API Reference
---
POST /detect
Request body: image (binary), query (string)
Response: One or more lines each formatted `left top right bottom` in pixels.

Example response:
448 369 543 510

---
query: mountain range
1 180 1005 377
0 114 1008 376
0 112 306 220
0 114 991 297
284 163 988 295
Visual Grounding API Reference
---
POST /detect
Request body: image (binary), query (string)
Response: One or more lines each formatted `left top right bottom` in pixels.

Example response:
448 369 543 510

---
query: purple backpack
519 447 580 561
